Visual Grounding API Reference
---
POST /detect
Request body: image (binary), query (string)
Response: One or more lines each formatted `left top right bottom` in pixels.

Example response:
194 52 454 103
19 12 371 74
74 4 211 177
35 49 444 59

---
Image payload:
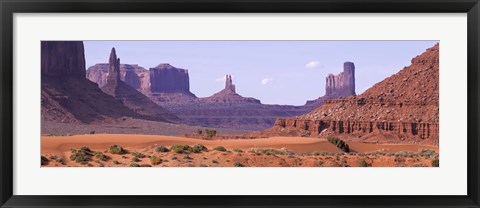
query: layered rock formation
100 48 179 122
41 41 138 123
263 44 439 144
199 75 260 104
41 41 86 77
305 62 356 108
86 63 150 91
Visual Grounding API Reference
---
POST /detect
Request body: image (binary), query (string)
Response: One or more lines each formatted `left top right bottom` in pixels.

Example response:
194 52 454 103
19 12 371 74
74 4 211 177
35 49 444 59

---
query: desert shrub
89 131 95 134
327 137 350 153
359 159 370 167
129 163 141 167
233 148 243 153
113 160 121 165
140 164 152 167
233 161 244 167
432 156 439 167
205 129 217 139
109 145 127 154
192 144 208 153
150 156 162 165
171 155 178 160
394 151 414 157
41 156 49 165
94 152 109 161
131 152 146 158
69 146 93 164
195 129 203 135
132 157 141 162
251 148 292 156
171 144 194 154
417 149 437 157
155 145 169 152
183 155 192 160
213 146 227 152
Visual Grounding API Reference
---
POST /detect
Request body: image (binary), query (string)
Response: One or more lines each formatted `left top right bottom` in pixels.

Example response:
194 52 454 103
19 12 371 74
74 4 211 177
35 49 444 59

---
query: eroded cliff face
265 44 439 144
100 48 179 123
86 63 150 92
305 62 356 108
41 41 139 124
150 64 192 94
41 41 86 77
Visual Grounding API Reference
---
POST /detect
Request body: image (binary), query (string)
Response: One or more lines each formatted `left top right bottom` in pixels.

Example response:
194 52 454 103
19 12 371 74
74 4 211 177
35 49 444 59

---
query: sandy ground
41 134 439 167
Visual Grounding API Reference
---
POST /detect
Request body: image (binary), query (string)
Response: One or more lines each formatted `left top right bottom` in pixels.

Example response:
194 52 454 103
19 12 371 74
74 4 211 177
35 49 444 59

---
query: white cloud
305 61 321 69
261 78 274 85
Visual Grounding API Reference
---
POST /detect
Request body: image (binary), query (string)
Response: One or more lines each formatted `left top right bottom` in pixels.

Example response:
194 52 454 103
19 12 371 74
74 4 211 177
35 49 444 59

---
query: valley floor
41 134 439 167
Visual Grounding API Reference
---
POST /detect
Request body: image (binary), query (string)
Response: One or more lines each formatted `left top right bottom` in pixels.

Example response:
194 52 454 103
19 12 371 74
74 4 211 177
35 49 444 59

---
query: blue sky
84 41 438 105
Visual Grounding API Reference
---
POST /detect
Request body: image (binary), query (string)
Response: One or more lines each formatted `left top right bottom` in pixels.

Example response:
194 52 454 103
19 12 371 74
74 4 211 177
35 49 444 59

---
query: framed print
1 0 479 207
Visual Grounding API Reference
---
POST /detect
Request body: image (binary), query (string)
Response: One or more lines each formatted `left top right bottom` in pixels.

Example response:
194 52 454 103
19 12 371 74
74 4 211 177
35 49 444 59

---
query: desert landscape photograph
41 40 439 167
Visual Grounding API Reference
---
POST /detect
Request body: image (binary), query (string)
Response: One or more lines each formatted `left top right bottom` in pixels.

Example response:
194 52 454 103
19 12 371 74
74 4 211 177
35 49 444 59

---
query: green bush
69 146 94 164
233 148 243 153
359 159 370 167
432 156 439 167
205 129 217 139
41 156 49 165
213 146 227 152
192 144 208 153
109 145 127 154
132 157 141 162
155 145 169 152
131 152 146 158
94 152 109 161
327 137 350 153
150 156 162 165
171 144 194 154
233 161 244 167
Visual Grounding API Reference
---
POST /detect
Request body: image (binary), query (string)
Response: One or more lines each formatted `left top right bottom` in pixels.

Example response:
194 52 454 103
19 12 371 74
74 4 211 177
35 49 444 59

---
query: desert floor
41 134 439 167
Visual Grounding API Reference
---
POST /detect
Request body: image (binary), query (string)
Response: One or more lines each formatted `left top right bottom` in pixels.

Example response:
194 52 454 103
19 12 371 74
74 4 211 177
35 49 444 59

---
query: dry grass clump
109 145 127 154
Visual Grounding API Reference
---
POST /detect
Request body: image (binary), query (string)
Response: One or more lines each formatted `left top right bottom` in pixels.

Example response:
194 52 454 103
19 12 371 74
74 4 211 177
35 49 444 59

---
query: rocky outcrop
264 44 439 144
200 75 260 104
100 48 179 122
149 64 194 95
86 63 150 91
305 62 356 108
41 41 139 123
41 41 86 77
326 62 355 97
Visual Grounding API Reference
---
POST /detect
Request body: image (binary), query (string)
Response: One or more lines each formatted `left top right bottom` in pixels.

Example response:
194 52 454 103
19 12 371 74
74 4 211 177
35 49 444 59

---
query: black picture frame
1 0 479 207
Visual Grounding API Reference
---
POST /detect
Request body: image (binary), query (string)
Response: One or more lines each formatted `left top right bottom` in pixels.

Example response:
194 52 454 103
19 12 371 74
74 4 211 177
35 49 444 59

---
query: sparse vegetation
113 160 121 165
249 148 292 156
94 152 109 161
171 144 194 154
327 137 350 153
195 129 203 135
109 145 127 154
432 156 439 167
205 129 217 139
41 156 49 165
129 163 141 167
233 148 243 153
233 161 244 167
131 152 146 158
155 145 169 152
132 157 141 162
69 147 93 164
359 159 370 167
150 156 162 165
192 144 208 153
213 146 227 152
89 131 95 134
